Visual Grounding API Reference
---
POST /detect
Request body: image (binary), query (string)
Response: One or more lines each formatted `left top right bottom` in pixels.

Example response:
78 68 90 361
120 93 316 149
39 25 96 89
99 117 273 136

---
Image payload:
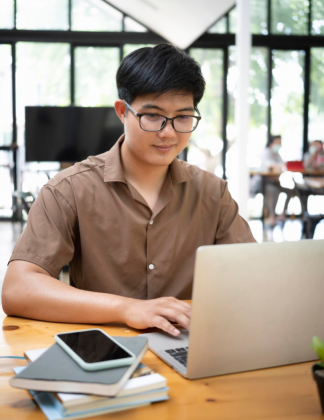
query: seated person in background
304 140 324 170
2 44 255 336
260 135 294 226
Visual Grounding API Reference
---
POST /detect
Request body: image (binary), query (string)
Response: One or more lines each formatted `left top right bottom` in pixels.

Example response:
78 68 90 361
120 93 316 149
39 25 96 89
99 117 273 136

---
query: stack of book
11 336 168 420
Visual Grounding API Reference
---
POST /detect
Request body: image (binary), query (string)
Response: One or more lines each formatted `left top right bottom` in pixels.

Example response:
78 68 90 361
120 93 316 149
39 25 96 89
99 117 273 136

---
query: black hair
267 134 281 148
116 43 206 107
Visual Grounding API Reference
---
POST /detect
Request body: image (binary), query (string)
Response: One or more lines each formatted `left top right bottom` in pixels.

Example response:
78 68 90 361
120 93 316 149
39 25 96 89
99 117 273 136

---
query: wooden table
250 169 324 220
0 314 323 420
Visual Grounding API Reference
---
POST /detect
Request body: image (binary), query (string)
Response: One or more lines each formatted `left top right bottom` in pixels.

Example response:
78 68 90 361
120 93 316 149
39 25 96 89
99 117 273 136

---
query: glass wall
16 0 69 30
72 0 123 31
1 0 324 223
208 17 226 34
75 47 119 106
0 45 13 217
188 49 224 177
0 0 14 29
271 0 309 34
271 50 305 161
309 48 324 141
312 0 324 34
0 45 13 146
16 42 70 195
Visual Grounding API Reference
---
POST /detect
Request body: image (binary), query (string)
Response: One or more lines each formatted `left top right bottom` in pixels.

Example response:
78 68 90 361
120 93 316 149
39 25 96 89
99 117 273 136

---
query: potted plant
312 336 324 413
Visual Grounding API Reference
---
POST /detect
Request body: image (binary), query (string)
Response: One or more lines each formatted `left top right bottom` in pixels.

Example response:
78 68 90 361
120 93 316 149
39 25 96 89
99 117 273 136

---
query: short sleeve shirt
9 135 256 300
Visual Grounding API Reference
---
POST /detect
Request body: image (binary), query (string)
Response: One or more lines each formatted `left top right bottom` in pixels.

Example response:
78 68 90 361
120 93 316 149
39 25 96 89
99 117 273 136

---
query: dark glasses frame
124 100 202 133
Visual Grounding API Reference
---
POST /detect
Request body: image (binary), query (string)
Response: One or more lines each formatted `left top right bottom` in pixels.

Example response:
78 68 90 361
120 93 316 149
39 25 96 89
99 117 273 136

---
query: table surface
0 314 323 420
250 169 324 176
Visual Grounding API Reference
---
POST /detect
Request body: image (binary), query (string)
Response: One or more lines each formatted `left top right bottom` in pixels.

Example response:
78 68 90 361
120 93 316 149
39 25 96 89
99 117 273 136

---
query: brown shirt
9 136 255 299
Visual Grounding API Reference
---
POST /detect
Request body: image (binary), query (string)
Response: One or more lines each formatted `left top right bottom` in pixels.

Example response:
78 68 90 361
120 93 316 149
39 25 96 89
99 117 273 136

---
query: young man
2 44 255 336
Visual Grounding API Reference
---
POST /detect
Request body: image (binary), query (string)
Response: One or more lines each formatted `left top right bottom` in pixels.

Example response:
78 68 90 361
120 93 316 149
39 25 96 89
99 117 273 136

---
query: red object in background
286 161 304 171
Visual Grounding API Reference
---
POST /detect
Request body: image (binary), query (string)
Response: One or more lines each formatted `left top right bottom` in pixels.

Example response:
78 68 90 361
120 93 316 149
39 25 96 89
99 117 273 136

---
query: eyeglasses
124 101 201 133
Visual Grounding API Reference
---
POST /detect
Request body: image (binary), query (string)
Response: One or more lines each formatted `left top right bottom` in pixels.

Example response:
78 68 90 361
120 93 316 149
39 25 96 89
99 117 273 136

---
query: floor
1 219 324 315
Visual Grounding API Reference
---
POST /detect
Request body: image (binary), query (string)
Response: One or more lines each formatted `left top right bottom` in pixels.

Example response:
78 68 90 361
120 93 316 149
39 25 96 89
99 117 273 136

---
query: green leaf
312 336 324 362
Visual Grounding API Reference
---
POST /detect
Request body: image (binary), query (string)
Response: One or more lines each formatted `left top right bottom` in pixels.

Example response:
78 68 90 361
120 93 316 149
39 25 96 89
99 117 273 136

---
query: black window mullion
14 0 17 29
119 44 123 62
122 14 125 32
226 12 230 34
222 46 228 180
303 48 311 154
11 41 18 220
68 0 72 31
70 44 75 105
267 0 271 35
308 0 312 36
267 48 272 144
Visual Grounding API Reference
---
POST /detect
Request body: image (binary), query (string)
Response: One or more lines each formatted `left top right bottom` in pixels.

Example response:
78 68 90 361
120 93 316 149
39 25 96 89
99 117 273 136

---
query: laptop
140 239 324 379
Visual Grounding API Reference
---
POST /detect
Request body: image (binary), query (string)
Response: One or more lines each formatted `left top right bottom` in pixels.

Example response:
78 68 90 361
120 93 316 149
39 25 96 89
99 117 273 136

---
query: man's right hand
123 297 191 336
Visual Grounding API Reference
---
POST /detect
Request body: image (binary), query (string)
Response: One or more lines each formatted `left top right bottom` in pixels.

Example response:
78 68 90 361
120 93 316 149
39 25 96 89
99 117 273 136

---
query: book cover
24 347 167 409
14 366 168 419
11 336 148 396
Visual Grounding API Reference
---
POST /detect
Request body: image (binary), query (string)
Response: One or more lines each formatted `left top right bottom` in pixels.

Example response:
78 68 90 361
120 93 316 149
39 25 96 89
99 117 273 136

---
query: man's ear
114 100 126 124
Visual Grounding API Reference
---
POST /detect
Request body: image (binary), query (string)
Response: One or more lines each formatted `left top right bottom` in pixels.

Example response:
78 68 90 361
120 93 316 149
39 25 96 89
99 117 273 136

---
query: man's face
116 91 195 167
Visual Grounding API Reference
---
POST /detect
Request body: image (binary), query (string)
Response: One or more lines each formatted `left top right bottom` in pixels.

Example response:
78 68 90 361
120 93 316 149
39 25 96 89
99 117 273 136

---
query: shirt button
149 264 154 270
149 220 154 225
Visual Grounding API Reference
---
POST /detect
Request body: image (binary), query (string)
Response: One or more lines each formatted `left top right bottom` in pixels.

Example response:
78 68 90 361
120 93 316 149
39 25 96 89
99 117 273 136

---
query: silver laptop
140 239 324 379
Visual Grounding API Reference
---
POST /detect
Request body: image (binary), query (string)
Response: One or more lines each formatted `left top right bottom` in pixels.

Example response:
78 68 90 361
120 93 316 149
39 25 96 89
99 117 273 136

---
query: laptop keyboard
165 347 188 367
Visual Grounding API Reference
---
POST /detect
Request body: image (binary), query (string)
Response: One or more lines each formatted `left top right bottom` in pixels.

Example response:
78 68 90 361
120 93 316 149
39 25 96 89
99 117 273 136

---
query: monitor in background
25 106 124 162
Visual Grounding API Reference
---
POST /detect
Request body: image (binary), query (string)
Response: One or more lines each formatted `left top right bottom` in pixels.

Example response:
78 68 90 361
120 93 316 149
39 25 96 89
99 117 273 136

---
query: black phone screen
57 330 133 364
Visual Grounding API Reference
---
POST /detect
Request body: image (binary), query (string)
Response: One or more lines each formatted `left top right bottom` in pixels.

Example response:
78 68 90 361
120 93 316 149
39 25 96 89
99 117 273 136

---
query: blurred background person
260 135 294 226
304 140 324 170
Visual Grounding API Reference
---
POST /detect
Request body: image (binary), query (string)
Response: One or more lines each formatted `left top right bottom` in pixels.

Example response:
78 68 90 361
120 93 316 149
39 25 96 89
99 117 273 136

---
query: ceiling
107 0 236 49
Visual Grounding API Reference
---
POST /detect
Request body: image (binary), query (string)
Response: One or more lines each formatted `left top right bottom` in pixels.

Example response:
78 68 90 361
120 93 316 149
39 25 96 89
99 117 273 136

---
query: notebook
24 347 168 410
11 336 148 396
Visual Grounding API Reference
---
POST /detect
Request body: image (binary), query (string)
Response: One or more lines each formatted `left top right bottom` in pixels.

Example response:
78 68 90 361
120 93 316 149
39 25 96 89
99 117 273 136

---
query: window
248 47 269 168
124 17 147 32
72 0 123 31
228 0 268 35
189 49 224 178
309 48 324 141
229 8 237 33
312 0 324 35
0 0 14 29
0 45 13 146
16 0 69 30
251 0 268 34
75 47 119 106
208 17 226 34
271 50 305 161
271 0 309 35
123 44 155 57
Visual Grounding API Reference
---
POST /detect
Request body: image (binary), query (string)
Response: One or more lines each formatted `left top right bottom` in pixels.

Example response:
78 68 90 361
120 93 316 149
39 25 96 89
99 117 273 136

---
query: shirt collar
104 134 196 184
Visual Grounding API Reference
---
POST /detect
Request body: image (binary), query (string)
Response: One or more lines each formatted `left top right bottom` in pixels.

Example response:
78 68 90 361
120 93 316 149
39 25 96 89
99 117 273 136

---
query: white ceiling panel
107 0 236 49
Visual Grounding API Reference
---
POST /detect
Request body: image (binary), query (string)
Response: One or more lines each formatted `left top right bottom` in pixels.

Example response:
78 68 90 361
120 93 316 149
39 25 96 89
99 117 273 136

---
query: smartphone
54 329 136 371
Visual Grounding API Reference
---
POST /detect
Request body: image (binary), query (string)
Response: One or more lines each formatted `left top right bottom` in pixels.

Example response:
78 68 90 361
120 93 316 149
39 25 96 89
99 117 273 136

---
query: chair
12 191 35 216
294 181 324 238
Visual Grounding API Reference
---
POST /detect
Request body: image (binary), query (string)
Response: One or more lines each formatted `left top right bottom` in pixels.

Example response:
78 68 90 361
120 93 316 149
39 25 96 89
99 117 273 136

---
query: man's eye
145 114 161 121
177 116 190 121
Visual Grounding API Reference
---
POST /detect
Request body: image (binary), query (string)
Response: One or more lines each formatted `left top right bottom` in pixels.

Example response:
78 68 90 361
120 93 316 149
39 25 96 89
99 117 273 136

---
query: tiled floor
1 218 324 315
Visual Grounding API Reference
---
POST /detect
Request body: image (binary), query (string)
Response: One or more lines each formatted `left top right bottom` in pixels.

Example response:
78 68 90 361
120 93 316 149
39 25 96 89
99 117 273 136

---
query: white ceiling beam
107 0 236 49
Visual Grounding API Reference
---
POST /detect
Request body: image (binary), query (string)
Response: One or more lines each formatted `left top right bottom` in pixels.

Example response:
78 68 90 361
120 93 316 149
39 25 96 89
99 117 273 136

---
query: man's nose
158 119 176 138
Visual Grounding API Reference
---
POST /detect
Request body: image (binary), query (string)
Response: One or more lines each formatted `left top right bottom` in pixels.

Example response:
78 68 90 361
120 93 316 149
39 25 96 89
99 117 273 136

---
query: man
304 140 324 170
2 44 255 336
260 135 293 226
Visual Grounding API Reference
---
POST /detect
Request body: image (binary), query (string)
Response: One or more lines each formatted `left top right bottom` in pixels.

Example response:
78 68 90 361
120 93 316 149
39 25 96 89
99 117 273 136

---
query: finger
160 297 191 315
167 302 192 319
160 308 191 331
168 297 191 311
153 315 180 336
